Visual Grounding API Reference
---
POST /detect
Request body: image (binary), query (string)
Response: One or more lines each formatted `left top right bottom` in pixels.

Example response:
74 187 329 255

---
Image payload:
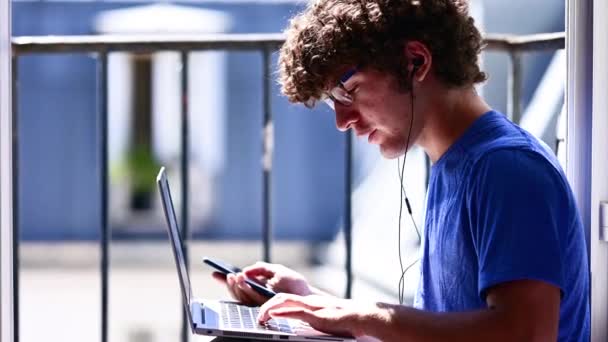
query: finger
257 294 322 322
212 272 227 283
269 307 319 325
235 277 268 306
257 294 292 322
225 274 240 301
232 284 259 306
270 309 352 338
235 272 268 289
227 274 258 305
235 273 268 303
231 273 266 306
227 274 255 305
243 262 276 279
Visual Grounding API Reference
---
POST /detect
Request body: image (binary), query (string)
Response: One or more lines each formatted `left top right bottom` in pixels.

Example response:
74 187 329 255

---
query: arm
363 280 560 342
261 279 559 341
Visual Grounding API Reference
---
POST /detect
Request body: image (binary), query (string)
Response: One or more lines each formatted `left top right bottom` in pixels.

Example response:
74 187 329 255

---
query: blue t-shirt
413 110 590 341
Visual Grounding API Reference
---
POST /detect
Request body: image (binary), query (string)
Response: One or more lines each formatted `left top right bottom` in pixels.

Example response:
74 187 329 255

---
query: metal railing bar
11 55 20 342
262 48 273 263
507 52 523 123
344 133 353 299
180 51 190 342
484 32 565 52
11 34 285 55
11 33 564 56
98 51 109 342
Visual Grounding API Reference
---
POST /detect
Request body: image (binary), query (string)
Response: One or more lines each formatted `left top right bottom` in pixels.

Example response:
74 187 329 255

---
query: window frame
566 0 608 339
0 1 13 342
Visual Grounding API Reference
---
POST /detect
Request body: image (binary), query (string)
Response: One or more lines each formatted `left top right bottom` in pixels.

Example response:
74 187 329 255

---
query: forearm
360 303 545 342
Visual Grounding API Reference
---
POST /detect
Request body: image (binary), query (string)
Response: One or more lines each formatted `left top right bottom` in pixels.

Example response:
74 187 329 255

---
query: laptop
157 167 354 341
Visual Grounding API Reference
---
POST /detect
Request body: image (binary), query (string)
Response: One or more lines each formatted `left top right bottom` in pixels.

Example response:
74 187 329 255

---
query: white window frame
567 0 608 339
0 0 13 341
590 0 608 340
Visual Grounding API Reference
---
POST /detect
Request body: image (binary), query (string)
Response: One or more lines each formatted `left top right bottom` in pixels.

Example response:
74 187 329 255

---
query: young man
214 0 590 340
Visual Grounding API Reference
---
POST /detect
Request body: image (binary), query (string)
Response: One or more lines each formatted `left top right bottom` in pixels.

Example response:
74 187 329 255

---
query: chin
379 145 405 159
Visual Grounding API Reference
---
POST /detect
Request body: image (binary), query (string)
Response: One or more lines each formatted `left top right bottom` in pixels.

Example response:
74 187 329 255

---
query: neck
416 87 491 162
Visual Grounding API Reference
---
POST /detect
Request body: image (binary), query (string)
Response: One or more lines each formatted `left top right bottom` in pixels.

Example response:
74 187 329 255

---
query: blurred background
11 0 566 341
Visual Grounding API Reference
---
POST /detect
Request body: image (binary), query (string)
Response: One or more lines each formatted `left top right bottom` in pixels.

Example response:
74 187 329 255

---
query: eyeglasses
322 67 358 110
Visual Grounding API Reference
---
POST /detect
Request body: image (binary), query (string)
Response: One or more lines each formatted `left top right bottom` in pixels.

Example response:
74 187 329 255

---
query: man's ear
404 40 432 82
412 57 424 73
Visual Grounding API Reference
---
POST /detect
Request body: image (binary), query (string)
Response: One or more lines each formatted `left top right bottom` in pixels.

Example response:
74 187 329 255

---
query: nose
335 104 358 132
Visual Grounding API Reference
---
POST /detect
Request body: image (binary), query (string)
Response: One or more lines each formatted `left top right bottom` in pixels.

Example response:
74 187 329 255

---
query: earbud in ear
409 57 423 82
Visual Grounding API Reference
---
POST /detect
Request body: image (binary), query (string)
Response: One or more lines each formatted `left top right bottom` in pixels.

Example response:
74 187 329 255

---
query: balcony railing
11 31 565 342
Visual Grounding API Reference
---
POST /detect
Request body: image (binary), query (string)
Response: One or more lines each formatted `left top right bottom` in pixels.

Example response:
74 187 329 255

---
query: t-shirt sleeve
467 149 567 301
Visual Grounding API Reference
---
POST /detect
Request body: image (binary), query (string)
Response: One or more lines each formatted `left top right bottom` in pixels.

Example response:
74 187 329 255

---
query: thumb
243 264 276 280
211 272 228 283
269 307 319 324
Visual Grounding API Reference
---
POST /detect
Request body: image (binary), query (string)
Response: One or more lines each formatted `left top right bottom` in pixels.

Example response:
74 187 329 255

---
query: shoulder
468 147 568 201
464 112 561 175
476 147 555 175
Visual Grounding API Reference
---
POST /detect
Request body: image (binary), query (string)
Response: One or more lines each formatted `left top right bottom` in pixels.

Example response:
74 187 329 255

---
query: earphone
397 56 423 304
412 57 423 69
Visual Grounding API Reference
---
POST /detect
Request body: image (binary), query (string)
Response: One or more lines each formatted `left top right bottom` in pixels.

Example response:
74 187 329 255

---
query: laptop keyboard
221 302 295 333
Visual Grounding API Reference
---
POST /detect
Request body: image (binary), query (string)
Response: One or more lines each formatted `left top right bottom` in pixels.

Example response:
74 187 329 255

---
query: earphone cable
397 70 421 304
398 161 421 243
397 157 406 303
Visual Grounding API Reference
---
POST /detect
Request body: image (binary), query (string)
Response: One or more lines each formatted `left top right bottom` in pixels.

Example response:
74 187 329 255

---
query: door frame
566 0 608 339
0 0 14 341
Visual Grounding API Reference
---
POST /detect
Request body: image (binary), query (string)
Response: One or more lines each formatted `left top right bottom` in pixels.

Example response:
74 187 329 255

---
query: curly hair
278 0 487 107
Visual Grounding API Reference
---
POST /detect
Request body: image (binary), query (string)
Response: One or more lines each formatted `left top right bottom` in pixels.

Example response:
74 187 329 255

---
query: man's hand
257 280 560 342
257 294 382 338
212 262 315 306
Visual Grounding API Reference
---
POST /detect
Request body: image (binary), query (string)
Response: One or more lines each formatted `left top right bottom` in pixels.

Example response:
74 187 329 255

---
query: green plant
126 144 161 195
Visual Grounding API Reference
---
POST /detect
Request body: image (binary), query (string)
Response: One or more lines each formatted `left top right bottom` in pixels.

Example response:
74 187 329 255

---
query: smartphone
203 257 277 298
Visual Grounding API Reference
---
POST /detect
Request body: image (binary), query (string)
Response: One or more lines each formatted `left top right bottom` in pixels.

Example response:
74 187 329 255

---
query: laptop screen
157 167 194 328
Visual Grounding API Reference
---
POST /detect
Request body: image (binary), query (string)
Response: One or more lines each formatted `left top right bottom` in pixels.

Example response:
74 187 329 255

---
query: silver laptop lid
157 167 194 329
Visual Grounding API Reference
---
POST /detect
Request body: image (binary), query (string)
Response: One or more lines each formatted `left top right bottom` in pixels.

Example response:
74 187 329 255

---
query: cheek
357 89 408 129
375 109 406 134
371 96 407 124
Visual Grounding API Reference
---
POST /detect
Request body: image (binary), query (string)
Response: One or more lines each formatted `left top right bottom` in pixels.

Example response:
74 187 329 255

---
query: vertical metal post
424 154 430 191
180 51 190 342
11 56 19 342
261 48 273 263
344 133 353 299
98 51 109 342
507 52 523 123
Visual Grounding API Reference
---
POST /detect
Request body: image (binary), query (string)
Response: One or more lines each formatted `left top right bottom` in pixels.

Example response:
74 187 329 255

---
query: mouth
355 128 373 137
